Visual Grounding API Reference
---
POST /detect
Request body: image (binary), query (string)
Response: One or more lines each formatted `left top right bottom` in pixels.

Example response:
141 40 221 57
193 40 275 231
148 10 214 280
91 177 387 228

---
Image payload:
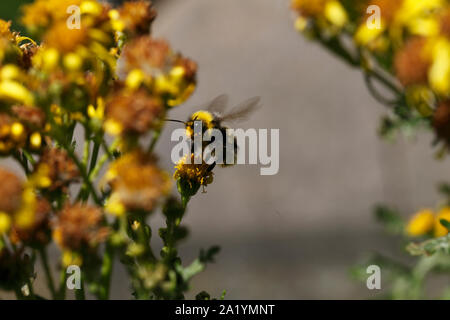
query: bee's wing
219 96 261 123
205 94 229 113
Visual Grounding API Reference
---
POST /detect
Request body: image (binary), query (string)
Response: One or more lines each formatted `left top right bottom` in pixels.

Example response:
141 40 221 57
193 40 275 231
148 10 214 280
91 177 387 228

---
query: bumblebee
184 94 260 169
185 94 260 137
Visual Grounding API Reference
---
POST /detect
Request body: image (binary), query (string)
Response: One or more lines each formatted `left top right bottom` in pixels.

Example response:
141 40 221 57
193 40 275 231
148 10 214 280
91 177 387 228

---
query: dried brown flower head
53 203 108 251
37 147 79 191
11 105 46 128
291 0 327 18
119 0 157 36
0 167 23 213
105 88 163 135
106 151 171 214
119 37 171 76
174 55 198 84
394 37 430 87
10 198 51 246
433 100 450 145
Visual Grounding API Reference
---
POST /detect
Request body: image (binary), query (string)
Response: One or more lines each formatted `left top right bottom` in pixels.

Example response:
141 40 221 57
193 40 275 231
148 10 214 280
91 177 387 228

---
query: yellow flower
80 0 102 16
14 186 37 229
428 37 450 95
29 132 42 149
355 24 386 46
292 0 347 30
0 212 11 235
0 19 13 40
62 250 83 267
87 98 105 120
63 53 83 71
174 154 214 188
105 195 126 217
406 209 435 236
324 0 347 28
0 65 21 81
125 69 146 90
355 0 444 47
434 207 450 237
0 80 34 106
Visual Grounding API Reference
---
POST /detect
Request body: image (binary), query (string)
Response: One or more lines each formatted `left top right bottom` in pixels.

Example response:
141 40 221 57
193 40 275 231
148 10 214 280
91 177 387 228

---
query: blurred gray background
3 0 450 299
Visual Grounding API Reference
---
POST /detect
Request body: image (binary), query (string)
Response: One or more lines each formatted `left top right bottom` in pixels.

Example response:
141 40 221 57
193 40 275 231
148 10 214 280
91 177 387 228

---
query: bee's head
186 110 214 137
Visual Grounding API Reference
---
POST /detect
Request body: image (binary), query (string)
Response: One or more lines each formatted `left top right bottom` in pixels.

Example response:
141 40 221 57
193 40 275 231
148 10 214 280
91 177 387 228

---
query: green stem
98 240 115 300
148 128 162 153
368 68 402 96
135 216 156 261
57 268 67 300
39 248 57 299
316 33 401 99
364 73 398 107
88 140 101 175
26 278 35 299
22 150 36 166
13 152 29 175
82 139 90 167
75 278 85 300
89 138 119 182
14 287 24 300
65 145 101 205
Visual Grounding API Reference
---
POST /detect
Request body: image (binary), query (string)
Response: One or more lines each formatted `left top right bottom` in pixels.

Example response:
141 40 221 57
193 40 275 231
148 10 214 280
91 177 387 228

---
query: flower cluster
292 0 450 147
0 0 221 300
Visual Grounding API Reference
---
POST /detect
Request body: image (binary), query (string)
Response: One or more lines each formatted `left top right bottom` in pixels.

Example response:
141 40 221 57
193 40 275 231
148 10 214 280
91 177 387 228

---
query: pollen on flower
174 154 214 188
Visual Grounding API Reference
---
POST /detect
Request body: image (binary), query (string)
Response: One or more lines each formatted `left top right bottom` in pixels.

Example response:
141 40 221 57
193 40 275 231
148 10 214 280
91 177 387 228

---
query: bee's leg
207 162 216 172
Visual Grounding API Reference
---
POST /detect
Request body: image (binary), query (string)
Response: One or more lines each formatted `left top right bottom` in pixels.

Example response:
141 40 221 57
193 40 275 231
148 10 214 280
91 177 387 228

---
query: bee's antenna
165 119 186 125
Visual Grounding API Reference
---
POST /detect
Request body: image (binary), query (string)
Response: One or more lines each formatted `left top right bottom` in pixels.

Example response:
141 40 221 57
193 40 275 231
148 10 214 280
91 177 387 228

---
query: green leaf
439 183 450 197
176 246 221 282
440 219 450 230
200 246 221 263
374 205 405 235
407 234 450 256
